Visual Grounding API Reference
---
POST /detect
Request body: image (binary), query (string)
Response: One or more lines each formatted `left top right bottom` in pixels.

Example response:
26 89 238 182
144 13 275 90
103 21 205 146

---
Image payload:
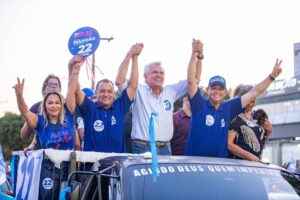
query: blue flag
149 112 159 181
0 144 6 185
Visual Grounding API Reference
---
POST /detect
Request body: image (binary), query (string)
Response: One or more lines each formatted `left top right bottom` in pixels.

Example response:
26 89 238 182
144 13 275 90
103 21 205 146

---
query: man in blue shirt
68 43 143 152
186 42 283 157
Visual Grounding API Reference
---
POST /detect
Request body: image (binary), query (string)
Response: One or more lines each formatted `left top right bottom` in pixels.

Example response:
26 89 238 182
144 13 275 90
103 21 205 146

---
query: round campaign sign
68 27 100 56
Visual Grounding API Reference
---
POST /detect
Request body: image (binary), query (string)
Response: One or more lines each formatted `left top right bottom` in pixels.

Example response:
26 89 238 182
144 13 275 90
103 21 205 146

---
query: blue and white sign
15 150 43 200
68 27 100 56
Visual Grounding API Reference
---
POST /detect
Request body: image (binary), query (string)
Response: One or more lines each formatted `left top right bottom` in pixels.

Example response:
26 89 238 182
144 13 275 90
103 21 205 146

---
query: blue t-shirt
35 106 75 150
80 90 132 153
185 88 243 158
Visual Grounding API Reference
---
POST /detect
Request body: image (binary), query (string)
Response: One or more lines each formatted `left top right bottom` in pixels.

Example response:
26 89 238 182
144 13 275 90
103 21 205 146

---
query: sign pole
91 37 114 90
91 53 95 90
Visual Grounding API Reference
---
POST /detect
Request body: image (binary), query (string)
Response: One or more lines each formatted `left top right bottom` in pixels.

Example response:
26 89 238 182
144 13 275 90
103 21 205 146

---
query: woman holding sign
13 78 78 200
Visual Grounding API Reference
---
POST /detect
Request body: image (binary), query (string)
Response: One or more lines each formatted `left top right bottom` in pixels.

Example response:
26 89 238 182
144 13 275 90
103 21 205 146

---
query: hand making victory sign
13 77 25 98
270 59 283 80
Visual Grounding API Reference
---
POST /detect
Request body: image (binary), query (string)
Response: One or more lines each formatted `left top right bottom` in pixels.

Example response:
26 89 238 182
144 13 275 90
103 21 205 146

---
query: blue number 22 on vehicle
68 27 100 56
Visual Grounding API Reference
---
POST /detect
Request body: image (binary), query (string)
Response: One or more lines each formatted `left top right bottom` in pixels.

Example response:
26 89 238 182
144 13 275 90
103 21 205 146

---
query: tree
0 112 33 161
223 88 232 102
173 86 208 112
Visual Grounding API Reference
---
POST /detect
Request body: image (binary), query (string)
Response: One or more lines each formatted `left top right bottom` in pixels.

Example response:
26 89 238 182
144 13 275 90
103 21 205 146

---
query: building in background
257 42 300 166
294 42 300 77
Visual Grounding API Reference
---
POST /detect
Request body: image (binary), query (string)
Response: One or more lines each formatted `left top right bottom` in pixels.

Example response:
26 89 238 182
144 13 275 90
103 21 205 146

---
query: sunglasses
46 82 61 87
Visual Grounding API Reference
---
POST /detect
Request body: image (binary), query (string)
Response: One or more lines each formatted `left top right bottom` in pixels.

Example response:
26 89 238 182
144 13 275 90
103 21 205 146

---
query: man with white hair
115 39 203 155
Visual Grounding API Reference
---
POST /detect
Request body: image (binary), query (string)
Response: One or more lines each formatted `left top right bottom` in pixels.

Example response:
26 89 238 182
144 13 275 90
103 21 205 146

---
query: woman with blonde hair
14 78 76 150
13 77 78 200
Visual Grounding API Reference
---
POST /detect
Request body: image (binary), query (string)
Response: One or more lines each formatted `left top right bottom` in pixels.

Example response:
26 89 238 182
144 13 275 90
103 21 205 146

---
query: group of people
13 39 282 199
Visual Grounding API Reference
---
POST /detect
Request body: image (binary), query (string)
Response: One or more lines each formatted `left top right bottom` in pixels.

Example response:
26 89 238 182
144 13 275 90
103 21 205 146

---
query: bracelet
72 69 80 73
197 53 204 60
269 74 275 81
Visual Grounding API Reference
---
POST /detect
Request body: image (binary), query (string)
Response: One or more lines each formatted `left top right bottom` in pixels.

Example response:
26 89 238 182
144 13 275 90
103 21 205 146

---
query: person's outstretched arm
124 43 144 100
188 39 203 98
20 123 34 140
67 55 85 110
263 118 273 140
115 44 136 86
23 136 37 155
13 78 38 130
228 130 261 162
241 59 282 108
194 40 203 84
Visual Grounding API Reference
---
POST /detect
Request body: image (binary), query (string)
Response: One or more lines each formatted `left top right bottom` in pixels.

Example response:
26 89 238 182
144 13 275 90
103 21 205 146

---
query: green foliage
115 90 120 97
173 97 183 112
0 112 33 161
223 88 232 102
173 87 208 112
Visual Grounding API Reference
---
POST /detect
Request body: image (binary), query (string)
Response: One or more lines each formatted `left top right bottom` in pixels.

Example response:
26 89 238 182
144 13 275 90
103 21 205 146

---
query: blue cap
208 75 226 88
82 88 95 97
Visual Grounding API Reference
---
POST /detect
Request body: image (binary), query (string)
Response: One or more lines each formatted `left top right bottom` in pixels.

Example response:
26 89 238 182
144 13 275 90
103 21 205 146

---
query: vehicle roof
98 154 284 171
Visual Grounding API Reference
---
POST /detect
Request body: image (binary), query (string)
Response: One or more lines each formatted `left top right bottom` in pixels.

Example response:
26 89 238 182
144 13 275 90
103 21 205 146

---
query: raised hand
130 43 144 56
192 39 203 54
270 59 283 79
13 78 25 97
263 118 273 138
68 55 85 73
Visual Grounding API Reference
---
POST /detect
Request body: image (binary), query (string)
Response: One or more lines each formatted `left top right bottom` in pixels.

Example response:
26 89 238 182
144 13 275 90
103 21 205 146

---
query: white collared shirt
118 80 187 141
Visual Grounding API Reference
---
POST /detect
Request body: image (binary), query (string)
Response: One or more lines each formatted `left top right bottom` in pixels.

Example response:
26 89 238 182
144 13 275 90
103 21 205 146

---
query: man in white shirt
115 40 203 155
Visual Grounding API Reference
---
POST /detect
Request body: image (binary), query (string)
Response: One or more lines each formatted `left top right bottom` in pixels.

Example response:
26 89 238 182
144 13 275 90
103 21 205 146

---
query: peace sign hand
270 59 283 79
13 78 25 98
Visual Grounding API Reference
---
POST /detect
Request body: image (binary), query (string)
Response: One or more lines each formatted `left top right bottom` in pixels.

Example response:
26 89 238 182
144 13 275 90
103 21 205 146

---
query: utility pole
91 37 114 90
91 53 95 90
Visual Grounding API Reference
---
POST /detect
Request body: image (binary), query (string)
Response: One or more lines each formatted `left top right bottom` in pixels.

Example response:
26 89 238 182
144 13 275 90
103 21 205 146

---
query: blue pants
131 140 171 155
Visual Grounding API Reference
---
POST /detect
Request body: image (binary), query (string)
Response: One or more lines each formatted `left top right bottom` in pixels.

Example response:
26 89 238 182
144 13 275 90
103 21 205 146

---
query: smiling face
207 84 227 107
44 93 62 119
96 81 115 109
144 63 165 90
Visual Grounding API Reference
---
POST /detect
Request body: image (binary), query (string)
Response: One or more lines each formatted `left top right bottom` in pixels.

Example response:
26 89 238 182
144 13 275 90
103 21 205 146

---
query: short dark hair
95 79 114 91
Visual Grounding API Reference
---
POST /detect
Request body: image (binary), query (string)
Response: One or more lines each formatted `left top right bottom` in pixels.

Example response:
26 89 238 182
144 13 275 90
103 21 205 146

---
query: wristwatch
197 53 204 60
269 74 275 81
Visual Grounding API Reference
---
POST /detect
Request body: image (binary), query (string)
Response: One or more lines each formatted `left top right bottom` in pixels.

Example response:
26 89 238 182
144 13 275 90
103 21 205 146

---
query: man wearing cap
186 50 283 157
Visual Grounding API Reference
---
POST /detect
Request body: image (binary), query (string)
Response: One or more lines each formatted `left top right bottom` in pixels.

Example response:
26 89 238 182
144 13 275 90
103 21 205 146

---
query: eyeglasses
46 82 61 87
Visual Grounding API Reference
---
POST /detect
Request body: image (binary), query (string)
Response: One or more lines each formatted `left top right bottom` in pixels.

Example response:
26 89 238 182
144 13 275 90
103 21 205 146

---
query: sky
0 0 300 116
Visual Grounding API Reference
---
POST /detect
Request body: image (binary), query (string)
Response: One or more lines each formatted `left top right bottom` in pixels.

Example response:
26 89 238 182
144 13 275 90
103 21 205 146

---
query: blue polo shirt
35 106 75 150
185 88 243 158
80 90 132 153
